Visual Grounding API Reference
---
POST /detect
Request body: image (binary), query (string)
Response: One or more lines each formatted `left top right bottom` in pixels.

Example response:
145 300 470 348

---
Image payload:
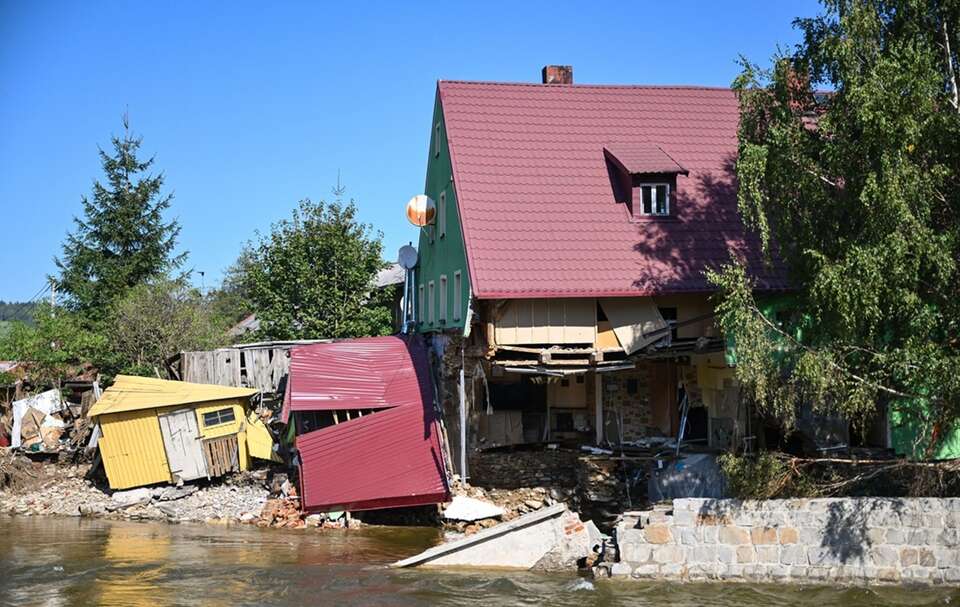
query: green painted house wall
414 89 471 334
890 399 960 460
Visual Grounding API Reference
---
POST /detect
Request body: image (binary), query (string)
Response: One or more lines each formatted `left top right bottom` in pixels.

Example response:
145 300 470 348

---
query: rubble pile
257 498 305 528
0 460 272 524
444 480 577 534
0 449 47 492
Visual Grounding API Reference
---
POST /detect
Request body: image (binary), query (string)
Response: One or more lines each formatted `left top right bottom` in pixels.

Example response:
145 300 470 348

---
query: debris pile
257 498 305 528
0 449 45 492
3 385 100 460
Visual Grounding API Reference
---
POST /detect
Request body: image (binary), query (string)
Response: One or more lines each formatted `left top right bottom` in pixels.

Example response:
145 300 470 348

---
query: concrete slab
393 503 577 570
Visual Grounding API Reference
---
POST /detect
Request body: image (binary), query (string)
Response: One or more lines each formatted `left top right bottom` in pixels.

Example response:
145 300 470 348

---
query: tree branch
747 302 930 402
942 14 960 112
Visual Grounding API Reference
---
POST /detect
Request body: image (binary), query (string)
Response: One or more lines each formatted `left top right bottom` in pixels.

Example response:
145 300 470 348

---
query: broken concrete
107 487 153 510
393 504 593 571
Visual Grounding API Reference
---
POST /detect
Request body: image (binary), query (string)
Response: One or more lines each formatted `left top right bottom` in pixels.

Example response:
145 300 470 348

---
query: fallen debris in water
393 503 603 571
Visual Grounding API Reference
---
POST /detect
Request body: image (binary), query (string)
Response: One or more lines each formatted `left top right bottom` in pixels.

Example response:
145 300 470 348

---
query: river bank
0 460 272 525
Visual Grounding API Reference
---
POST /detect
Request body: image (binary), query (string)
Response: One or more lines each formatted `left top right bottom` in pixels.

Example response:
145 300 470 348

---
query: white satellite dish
397 244 418 270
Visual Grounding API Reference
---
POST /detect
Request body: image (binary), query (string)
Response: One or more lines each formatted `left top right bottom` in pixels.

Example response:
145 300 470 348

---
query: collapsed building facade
407 65 809 513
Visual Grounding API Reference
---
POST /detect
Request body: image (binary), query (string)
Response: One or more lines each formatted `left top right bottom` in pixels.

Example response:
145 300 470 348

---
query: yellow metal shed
89 375 277 490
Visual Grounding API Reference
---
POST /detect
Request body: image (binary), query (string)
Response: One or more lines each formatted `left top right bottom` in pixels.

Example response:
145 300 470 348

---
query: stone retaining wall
611 497 960 586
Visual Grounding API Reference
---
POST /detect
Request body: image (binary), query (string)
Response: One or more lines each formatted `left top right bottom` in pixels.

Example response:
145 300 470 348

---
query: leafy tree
55 115 185 318
0 301 37 323
710 0 960 443
205 249 257 330
0 304 107 387
244 198 392 340
109 279 227 376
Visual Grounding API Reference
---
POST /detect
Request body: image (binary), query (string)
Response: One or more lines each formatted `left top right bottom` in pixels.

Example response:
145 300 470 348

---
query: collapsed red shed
282 335 450 512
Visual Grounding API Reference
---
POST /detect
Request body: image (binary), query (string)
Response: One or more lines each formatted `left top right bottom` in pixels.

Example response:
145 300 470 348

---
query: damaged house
89 376 277 490
410 65 796 505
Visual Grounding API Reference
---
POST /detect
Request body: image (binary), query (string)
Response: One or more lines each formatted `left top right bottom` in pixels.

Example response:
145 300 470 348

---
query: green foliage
244 199 392 340
719 452 794 499
205 250 257 330
0 282 228 383
55 115 185 319
0 304 107 387
0 301 37 323
712 0 960 445
108 279 228 376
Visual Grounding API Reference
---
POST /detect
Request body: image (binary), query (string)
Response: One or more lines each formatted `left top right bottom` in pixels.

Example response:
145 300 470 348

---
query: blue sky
0 0 821 301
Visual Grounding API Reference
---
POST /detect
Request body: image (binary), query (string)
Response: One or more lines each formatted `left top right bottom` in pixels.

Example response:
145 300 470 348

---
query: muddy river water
0 515 956 606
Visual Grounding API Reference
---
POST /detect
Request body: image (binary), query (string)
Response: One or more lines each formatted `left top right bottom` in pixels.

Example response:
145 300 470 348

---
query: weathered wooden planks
202 435 240 477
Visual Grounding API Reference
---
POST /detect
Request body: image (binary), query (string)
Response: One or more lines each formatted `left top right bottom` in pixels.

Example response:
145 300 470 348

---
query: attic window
638 184 670 216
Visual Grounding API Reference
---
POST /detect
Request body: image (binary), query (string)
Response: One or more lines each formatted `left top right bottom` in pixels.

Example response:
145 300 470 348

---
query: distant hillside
0 301 37 323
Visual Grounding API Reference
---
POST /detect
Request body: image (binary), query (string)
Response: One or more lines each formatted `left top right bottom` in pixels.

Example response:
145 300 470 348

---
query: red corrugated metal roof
284 335 449 512
438 81 788 299
280 336 431 423
297 402 448 512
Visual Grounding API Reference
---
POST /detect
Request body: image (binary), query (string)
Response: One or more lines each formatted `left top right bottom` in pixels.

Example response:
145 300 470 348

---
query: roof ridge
438 79 734 92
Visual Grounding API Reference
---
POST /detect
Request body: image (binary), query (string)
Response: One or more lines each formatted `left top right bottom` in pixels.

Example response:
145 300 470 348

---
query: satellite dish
397 245 418 270
406 194 436 227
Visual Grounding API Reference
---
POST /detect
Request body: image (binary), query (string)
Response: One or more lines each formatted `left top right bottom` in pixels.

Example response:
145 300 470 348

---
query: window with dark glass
639 184 670 216
658 307 678 341
202 407 236 427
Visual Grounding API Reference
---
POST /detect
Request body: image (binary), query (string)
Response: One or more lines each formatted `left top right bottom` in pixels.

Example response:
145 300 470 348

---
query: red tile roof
603 144 688 175
438 81 788 299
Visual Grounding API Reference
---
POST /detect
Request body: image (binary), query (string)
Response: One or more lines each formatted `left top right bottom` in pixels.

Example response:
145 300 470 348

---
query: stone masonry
609 497 960 586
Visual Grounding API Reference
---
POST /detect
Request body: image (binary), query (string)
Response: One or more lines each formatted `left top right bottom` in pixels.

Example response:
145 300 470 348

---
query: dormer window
603 144 687 221
638 183 670 216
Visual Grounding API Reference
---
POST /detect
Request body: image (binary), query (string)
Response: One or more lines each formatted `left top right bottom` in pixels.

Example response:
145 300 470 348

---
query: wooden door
649 362 679 436
159 409 208 482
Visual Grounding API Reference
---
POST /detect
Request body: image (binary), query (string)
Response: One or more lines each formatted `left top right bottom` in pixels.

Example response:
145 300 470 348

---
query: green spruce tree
55 115 185 317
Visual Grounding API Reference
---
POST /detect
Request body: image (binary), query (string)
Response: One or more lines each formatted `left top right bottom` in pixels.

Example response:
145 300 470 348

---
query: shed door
159 409 208 482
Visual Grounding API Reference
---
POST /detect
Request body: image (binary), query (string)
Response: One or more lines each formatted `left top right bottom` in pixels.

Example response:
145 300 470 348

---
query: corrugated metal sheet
297 400 448 512
99 409 171 489
89 375 257 417
287 335 449 511
281 336 432 423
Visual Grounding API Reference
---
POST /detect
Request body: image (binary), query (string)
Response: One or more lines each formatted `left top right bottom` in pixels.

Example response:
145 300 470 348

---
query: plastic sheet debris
442 495 506 522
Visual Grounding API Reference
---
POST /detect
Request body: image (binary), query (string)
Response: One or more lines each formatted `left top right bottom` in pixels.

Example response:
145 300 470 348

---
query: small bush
719 452 800 499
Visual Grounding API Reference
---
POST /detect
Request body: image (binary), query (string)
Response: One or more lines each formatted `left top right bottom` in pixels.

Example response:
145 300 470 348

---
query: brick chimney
541 65 573 85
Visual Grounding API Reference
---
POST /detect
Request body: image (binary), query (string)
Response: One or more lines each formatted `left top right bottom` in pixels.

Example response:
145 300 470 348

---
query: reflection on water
0 514 957 607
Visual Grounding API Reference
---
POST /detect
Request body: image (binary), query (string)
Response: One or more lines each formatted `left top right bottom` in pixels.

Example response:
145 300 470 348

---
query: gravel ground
0 458 271 526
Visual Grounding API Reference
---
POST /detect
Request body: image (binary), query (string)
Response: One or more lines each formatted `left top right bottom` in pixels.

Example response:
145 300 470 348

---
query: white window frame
637 183 671 217
428 280 435 324
439 275 447 322
418 284 424 323
453 270 462 321
434 122 441 157
438 190 446 238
